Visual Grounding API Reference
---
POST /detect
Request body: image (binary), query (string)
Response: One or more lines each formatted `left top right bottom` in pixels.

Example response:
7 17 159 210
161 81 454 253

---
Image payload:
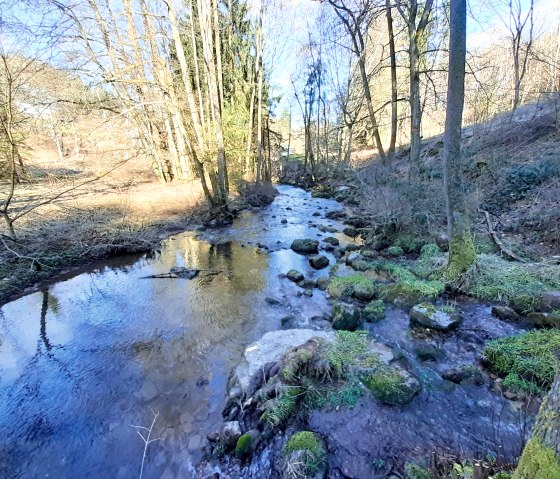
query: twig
130 408 162 479
481 209 527 263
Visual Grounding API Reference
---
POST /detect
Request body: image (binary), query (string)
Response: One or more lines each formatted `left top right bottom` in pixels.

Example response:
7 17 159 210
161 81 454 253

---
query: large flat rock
234 329 335 391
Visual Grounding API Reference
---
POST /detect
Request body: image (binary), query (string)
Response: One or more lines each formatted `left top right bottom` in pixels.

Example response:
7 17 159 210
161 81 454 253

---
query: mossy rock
283 431 327 479
332 302 362 331
363 300 386 322
410 302 462 331
362 365 422 406
235 430 260 460
353 282 376 301
327 275 374 299
405 463 432 479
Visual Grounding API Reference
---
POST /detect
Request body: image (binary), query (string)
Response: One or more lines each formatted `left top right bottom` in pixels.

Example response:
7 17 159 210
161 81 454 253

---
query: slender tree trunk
287 107 291 162
514 356 560 478
255 1 264 182
442 0 475 281
386 0 398 158
409 27 422 172
246 81 256 177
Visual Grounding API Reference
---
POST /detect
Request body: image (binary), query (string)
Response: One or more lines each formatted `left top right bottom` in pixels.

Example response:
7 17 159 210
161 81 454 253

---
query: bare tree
442 0 475 280
396 0 435 169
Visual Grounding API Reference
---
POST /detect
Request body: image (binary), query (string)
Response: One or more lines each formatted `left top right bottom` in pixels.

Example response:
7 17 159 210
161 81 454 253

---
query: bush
484 330 560 394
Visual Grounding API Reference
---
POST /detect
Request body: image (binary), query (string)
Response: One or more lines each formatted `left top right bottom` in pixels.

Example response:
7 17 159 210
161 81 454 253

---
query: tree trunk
386 0 398 159
442 0 476 281
514 360 560 478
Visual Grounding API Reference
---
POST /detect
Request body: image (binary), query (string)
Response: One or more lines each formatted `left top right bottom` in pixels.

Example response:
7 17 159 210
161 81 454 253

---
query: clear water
0 185 349 478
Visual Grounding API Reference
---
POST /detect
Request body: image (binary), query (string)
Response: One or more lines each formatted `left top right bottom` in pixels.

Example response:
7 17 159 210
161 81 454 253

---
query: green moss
388 246 405 257
441 229 476 282
373 261 445 301
484 330 560 394
405 463 432 479
513 438 560 479
235 433 253 459
395 236 426 253
503 373 544 396
327 275 374 299
363 366 419 405
363 300 386 322
465 255 560 312
284 431 326 477
439 302 456 314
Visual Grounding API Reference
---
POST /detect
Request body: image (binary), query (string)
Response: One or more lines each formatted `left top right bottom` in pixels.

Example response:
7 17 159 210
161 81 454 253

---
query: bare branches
130 408 162 479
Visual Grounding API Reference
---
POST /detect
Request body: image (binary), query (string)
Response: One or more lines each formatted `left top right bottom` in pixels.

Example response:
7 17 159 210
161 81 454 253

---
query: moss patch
441 227 477 282
513 438 560 479
363 366 421 406
284 431 326 478
363 300 386 322
327 274 374 299
235 433 252 459
484 330 560 395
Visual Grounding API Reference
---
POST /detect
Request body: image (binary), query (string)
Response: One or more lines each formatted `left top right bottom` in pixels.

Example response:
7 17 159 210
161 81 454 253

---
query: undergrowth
465 255 560 312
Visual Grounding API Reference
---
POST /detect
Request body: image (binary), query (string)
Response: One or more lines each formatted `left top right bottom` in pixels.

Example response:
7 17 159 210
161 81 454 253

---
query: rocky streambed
0 185 542 479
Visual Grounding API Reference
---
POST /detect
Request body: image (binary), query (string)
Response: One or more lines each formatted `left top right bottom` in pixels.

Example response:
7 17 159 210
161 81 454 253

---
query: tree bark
442 0 476 281
514 356 560 478
386 0 398 158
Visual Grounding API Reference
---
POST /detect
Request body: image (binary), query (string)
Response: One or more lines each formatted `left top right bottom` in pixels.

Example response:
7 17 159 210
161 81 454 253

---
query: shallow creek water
0 185 532 478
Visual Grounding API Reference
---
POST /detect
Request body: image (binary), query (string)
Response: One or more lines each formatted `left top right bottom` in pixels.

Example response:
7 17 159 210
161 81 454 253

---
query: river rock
353 282 375 301
410 303 462 331
316 277 330 290
491 305 521 322
235 429 261 460
527 312 560 327
323 236 340 246
286 269 304 282
318 225 338 233
291 239 319 254
309 255 329 269
325 210 346 219
345 244 360 252
298 278 317 289
221 421 242 450
540 291 560 312
233 329 335 392
343 227 359 238
332 302 362 331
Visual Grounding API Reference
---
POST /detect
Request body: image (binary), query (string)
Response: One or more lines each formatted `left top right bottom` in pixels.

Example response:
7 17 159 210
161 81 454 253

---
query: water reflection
0 186 346 478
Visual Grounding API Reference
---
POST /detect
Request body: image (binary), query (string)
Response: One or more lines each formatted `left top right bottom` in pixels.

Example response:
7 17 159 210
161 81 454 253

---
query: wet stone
286 270 304 282
309 255 329 270
291 239 319 254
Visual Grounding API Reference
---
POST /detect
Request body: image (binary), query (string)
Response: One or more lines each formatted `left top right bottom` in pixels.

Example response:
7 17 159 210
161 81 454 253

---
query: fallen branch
140 268 222 279
481 209 527 263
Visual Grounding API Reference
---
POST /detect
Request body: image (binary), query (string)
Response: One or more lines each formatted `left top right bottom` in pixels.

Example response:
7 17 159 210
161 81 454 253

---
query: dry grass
0 152 207 304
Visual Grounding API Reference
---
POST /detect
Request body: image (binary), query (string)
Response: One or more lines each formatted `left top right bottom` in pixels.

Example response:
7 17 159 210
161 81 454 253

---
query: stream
0 185 533 478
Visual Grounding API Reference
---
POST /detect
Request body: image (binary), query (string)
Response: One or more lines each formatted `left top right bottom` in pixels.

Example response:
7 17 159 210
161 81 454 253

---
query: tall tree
325 0 387 162
441 0 475 280
396 0 434 170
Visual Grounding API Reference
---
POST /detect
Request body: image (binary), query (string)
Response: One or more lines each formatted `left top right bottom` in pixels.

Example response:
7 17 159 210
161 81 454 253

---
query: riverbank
0 179 208 305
